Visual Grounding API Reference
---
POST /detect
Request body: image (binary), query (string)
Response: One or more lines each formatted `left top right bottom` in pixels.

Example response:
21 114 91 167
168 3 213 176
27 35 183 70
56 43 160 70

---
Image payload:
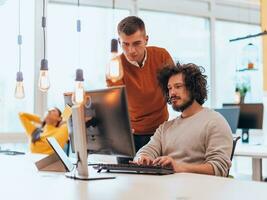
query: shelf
236 68 258 72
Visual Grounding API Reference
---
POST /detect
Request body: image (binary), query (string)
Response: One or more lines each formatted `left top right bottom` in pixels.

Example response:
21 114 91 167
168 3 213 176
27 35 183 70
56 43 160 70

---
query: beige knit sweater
135 108 233 177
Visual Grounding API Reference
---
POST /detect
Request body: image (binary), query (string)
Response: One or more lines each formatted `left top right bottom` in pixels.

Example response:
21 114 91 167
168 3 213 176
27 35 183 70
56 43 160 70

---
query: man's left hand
152 156 187 173
152 156 176 168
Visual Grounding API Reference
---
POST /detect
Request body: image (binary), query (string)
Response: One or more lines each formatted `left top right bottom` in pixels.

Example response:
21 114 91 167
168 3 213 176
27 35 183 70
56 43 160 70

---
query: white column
130 0 138 16
209 0 217 107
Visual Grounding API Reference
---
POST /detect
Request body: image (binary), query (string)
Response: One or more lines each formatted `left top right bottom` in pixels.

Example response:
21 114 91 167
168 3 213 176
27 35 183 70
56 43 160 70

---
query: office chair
227 136 241 177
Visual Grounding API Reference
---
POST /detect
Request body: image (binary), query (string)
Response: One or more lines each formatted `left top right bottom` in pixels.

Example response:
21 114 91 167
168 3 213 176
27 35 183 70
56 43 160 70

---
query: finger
129 160 137 164
138 157 144 165
134 157 142 165
153 157 163 165
157 157 167 165
143 157 151 165
161 159 172 167
145 158 153 165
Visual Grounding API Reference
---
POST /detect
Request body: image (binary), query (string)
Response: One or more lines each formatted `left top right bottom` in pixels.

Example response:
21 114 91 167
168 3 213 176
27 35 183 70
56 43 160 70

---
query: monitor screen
223 103 264 130
214 107 240 133
64 86 136 158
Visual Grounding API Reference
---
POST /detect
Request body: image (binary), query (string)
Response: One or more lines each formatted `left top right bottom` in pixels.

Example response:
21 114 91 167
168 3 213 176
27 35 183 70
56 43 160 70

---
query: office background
0 0 266 180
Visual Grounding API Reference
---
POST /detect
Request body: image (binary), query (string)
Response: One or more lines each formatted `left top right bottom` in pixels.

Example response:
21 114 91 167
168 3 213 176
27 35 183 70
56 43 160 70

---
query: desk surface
235 143 267 158
1 154 267 200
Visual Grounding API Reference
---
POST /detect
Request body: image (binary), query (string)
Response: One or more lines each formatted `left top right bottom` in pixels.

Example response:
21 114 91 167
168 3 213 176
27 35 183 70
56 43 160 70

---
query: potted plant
235 78 251 103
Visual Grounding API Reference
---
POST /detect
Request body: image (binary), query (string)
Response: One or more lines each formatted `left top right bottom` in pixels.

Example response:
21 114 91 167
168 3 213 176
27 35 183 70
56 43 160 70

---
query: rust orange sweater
107 46 174 134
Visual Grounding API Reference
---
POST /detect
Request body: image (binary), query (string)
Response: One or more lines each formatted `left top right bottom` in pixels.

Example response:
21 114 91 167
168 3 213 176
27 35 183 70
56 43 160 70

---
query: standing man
107 16 174 152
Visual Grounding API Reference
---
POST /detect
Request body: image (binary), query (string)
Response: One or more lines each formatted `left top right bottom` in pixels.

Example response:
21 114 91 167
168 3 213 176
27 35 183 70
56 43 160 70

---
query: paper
61 104 72 121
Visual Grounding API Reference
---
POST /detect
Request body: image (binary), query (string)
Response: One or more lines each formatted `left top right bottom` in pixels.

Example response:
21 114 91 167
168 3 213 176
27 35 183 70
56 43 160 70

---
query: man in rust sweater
106 16 174 152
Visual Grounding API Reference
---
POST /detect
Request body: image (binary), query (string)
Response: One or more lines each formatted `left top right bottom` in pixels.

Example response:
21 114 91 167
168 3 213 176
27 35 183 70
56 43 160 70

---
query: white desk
1 154 267 200
234 143 267 181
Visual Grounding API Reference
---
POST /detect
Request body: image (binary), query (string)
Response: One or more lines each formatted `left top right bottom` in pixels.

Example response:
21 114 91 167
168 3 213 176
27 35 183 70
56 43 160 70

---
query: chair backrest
230 136 241 161
214 107 240 134
227 136 241 177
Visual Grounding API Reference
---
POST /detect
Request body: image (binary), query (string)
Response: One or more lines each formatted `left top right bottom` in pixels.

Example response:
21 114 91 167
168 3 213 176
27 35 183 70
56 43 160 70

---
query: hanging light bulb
38 59 50 92
106 39 123 82
14 0 25 99
38 0 50 92
14 71 25 99
242 43 258 70
72 69 84 104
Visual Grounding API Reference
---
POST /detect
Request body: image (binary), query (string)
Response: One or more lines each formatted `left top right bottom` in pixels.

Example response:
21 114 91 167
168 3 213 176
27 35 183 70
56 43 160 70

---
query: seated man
19 107 68 155
134 63 233 177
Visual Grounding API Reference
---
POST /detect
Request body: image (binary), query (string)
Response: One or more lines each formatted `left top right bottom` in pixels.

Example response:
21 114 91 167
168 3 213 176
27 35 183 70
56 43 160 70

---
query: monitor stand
65 153 115 181
66 104 115 181
241 128 249 143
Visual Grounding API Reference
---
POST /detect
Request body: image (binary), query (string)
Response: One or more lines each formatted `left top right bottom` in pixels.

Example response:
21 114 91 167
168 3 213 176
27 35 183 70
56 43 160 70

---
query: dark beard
172 97 194 112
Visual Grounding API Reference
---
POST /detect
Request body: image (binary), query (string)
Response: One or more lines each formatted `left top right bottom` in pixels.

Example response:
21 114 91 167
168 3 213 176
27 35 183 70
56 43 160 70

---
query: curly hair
157 63 208 105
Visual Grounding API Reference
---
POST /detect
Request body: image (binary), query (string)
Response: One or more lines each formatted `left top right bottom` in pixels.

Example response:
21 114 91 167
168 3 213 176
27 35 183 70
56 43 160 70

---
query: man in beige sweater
134 63 233 177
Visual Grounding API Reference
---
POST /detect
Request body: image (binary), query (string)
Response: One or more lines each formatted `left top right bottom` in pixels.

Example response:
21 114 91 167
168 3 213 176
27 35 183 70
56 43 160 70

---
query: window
139 10 211 118
0 0 34 133
215 21 263 107
47 4 129 109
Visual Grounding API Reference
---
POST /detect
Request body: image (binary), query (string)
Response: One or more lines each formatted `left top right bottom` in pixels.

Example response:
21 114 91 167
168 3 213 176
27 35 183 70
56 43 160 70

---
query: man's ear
145 35 149 45
118 38 121 45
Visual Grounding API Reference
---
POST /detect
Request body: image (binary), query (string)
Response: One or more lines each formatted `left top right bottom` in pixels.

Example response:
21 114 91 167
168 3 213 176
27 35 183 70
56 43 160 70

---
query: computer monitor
214 107 240 134
223 103 264 129
223 103 264 143
64 86 136 158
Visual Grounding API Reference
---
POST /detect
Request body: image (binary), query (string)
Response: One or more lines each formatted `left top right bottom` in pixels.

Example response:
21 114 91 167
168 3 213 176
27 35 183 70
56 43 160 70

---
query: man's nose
169 89 175 97
128 45 136 54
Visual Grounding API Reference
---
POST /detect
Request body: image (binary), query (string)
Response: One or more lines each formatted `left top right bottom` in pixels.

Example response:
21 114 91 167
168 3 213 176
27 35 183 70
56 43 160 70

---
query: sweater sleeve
134 124 164 160
161 48 175 67
18 112 42 136
204 115 233 177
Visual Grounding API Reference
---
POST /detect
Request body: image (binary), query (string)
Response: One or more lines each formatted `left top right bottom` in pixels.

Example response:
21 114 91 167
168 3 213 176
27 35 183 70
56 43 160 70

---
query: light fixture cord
77 0 81 68
42 0 46 60
18 0 22 72
112 0 115 38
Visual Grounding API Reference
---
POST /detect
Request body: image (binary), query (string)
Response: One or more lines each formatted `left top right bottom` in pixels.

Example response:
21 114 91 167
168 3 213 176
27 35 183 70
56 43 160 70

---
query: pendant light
106 0 123 83
241 42 258 70
72 0 85 105
14 0 25 99
38 0 50 92
72 69 84 104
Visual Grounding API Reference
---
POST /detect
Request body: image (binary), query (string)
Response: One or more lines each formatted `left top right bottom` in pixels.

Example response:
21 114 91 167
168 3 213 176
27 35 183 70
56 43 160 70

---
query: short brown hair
117 16 146 35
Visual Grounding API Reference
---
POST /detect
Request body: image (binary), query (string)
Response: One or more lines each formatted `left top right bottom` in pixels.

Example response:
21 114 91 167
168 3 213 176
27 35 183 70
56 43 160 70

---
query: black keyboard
93 163 174 175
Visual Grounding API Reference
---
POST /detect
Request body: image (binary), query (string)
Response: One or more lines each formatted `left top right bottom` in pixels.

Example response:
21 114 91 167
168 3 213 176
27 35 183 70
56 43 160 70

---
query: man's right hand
133 155 153 165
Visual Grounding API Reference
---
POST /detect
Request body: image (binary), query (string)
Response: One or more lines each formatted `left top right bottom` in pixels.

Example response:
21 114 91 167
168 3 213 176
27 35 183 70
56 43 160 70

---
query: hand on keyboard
152 156 177 171
132 155 153 165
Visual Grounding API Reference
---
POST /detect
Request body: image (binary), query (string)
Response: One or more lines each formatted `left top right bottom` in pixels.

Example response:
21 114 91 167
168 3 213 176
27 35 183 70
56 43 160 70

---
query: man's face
167 74 194 112
119 30 148 64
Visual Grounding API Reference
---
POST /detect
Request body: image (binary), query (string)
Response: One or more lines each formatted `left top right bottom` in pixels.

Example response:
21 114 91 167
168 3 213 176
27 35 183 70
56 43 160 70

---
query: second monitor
223 103 264 143
64 86 136 158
